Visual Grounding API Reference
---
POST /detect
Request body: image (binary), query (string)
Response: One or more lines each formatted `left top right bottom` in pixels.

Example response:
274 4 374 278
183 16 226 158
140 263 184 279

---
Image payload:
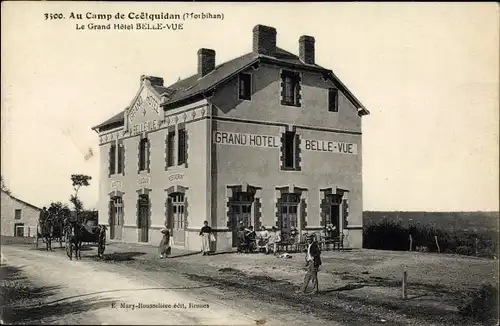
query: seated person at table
245 226 257 251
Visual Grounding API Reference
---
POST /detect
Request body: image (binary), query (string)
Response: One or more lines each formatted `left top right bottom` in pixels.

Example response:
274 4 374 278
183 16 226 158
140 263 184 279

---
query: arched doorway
167 192 186 247
278 193 300 237
137 194 149 243
109 196 123 240
229 191 254 247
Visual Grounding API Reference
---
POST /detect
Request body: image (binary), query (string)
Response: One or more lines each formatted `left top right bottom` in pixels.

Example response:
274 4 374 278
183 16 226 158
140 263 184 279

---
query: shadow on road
101 251 147 262
0 264 114 324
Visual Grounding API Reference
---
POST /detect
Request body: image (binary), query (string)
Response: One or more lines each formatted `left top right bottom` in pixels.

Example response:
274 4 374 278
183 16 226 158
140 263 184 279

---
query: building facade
1 190 41 237
92 25 370 252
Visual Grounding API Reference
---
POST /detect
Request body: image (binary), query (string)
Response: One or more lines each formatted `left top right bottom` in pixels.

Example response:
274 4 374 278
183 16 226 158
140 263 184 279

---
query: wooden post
434 236 440 254
475 237 479 256
409 234 413 252
402 271 408 299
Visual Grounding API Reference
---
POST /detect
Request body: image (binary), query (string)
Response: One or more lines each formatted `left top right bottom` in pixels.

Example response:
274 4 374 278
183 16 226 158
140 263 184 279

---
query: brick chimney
140 75 164 86
253 24 277 56
299 35 315 65
198 48 216 77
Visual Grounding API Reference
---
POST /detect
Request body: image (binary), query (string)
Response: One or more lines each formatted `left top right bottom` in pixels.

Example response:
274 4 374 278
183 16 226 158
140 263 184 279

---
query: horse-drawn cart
36 218 64 251
65 220 107 260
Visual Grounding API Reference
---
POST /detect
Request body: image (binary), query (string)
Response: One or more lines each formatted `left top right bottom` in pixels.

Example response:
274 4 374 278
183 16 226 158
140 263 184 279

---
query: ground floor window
278 193 300 240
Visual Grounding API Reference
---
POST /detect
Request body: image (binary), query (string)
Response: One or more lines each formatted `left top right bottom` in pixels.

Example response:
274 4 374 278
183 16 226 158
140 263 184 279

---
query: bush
459 283 499 324
363 220 499 258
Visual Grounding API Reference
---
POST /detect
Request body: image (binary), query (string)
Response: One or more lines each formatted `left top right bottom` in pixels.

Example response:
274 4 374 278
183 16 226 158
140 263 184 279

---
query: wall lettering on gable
303 139 358 155
213 131 279 148
132 119 159 136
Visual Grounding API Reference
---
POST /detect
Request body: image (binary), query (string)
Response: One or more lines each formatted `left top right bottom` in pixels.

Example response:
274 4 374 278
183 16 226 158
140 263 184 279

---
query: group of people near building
157 220 322 295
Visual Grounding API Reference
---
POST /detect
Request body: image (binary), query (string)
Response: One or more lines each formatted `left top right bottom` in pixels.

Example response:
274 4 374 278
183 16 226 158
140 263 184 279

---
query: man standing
299 234 322 294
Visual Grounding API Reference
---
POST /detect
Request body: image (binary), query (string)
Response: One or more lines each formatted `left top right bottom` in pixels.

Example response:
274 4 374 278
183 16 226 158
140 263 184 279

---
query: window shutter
137 140 141 173
295 72 302 107
184 129 188 167
320 198 327 226
109 145 116 176
108 200 113 226
343 199 349 228
280 71 287 105
146 139 151 173
294 133 301 171
279 133 286 170
254 197 262 229
136 198 141 227
121 144 126 175
183 195 189 228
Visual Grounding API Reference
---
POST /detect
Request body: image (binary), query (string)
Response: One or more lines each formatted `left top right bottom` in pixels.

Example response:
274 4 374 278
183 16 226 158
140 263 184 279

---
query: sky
1 2 499 211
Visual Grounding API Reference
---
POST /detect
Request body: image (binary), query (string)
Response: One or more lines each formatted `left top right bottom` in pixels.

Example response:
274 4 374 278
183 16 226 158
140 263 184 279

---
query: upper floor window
281 131 301 171
109 144 116 175
14 209 22 219
328 88 339 112
281 70 301 107
238 73 252 100
178 129 186 165
167 131 175 167
138 138 149 172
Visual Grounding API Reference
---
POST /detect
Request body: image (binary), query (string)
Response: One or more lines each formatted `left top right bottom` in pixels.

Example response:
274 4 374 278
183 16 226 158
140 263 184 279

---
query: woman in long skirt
199 221 212 256
158 228 171 259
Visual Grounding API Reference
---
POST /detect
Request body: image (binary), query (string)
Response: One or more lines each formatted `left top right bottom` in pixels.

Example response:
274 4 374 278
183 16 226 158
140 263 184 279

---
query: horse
66 221 107 260
65 221 82 260
38 218 54 251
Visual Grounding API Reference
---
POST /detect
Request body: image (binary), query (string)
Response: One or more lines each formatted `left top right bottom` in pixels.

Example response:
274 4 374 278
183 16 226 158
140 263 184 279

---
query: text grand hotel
93 25 370 251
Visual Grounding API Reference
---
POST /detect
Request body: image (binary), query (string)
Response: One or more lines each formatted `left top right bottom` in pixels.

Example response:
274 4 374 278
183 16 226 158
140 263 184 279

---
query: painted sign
138 177 150 185
213 131 279 148
302 139 357 155
110 180 122 190
128 88 160 123
168 172 185 182
131 119 159 136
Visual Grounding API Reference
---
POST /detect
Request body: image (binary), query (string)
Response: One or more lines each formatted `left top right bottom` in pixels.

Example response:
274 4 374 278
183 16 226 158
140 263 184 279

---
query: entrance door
14 223 24 237
109 197 123 240
170 193 185 247
230 192 253 247
279 193 300 241
138 195 149 243
325 195 341 237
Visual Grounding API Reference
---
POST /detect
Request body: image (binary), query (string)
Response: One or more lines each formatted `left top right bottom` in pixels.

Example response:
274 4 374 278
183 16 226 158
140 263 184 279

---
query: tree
70 174 92 222
48 201 71 221
1 175 11 195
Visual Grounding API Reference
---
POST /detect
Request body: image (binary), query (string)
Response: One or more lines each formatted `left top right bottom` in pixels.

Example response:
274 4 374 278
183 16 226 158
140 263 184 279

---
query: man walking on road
298 233 322 294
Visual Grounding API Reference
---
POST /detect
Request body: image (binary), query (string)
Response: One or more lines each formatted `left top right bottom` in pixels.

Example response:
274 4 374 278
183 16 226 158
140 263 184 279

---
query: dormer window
281 70 301 107
328 88 339 112
238 73 252 100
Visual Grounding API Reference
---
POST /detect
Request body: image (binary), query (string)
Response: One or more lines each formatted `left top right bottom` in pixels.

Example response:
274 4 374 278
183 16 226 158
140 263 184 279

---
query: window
281 70 301 107
283 131 296 169
278 193 300 235
178 129 186 165
238 73 252 100
14 209 22 219
109 144 116 175
139 138 148 171
328 88 339 112
167 131 175 167
117 144 124 174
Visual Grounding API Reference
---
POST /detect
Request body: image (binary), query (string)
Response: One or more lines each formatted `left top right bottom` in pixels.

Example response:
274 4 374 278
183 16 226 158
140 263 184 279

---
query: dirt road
2 245 309 325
